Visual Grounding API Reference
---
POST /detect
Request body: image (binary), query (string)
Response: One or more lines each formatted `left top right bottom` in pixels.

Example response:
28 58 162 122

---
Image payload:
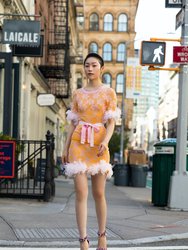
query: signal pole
168 0 188 210
120 42 127 164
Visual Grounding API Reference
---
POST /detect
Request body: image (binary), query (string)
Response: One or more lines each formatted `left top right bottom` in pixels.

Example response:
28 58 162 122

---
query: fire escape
39 0 70 98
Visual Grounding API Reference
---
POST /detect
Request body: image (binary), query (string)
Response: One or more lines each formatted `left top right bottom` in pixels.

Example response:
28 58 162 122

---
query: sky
135 0 181 48
134 0 182 95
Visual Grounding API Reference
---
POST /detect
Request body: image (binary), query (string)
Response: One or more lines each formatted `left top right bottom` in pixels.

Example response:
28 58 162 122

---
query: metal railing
0 131 55 201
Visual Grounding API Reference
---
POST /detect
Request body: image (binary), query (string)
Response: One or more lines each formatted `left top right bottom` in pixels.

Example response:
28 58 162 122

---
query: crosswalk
1 247 188 250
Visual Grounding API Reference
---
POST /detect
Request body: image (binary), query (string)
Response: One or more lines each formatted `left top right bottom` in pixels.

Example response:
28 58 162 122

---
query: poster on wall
0 140 15 178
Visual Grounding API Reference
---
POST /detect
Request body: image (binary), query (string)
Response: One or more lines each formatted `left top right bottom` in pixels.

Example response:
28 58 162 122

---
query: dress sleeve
66 90 79 125
103 88 121 123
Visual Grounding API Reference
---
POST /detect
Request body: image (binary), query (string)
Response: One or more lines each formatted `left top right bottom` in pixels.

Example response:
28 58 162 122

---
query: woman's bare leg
91 173 107 249
74 174 89 250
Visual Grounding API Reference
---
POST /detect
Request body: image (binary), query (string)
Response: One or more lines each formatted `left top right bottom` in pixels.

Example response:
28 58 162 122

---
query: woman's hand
62 148 69 164
97 142 108 157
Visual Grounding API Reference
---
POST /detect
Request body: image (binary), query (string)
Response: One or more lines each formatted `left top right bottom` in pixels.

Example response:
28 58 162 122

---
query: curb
1 232 188 247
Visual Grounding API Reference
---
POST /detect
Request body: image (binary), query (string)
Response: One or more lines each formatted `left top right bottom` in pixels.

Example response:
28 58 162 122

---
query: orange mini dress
65 85 120 179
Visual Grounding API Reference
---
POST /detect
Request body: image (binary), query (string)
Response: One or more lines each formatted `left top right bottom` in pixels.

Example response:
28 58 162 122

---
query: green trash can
152 138 177 206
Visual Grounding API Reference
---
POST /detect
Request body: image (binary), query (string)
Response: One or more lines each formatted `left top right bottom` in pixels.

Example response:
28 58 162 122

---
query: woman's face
84 57 103 80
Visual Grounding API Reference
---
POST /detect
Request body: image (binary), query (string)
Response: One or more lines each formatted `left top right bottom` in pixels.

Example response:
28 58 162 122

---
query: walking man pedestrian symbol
140 41 166 66
152 45 164 63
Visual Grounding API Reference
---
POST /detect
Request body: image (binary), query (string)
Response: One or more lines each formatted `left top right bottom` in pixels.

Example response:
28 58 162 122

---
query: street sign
176 8 184 29
173 46 188 63
140 41 166 66
165 0 182 8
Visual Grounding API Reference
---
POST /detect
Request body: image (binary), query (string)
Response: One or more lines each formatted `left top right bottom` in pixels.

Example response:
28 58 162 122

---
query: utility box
152 139 176 206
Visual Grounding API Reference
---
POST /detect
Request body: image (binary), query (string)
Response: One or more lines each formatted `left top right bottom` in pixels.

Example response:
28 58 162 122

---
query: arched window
117 43 126 62
103 43 112 61
89 42 98 53
102 73 112 87
116 74 124 93
89 13 99 31
104 13 113 31
118 13 128 32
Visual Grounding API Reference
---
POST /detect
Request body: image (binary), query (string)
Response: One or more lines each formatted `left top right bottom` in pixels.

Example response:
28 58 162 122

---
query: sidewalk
0 175 188 248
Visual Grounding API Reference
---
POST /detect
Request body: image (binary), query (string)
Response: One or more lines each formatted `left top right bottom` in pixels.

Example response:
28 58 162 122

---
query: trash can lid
154 138 176 147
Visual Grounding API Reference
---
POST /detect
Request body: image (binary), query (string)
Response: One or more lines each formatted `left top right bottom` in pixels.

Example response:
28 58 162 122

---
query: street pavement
0 174 188 249
0 247 188 250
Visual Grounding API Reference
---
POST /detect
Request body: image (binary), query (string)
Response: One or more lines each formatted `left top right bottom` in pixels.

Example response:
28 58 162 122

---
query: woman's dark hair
84 53 104 67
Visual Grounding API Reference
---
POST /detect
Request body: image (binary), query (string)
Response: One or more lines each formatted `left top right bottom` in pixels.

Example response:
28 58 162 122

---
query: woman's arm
62 122 76 163
97 118 115 157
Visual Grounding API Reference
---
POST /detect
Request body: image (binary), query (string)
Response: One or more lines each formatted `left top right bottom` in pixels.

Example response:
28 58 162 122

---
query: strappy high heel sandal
79 235 89 250
96 230 107 250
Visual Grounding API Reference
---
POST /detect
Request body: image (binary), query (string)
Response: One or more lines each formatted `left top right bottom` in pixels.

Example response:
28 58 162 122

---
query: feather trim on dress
65 160 113 179
66 110 79 125
103 108 121 123
65 160 87 177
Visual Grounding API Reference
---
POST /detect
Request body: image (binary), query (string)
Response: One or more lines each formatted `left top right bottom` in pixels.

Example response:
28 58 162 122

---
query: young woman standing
62 53 120 250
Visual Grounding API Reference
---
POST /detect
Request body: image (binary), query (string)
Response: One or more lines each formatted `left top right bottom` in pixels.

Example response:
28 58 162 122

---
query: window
89 42 98 53
103 43 112 61
118 14 128 32
102 73 112 87
89 13 99 31
104 13 113 31
116 74 124 93
76 72 82 89
76 12 84 29
117 43 126 62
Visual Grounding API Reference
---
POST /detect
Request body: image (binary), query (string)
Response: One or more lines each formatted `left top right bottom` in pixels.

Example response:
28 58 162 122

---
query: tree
109 131 129 163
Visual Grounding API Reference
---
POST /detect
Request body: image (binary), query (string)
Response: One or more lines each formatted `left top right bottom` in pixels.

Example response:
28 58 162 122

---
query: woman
62 53 120 250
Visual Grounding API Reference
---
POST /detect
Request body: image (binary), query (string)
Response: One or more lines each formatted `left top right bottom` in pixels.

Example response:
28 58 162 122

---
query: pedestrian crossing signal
140 41 166 66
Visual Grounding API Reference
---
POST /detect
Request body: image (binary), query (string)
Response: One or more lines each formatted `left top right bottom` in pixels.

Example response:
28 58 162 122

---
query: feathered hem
65 160 113 179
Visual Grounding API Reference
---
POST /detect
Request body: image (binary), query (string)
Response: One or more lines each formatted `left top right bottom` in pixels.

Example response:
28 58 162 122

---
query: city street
0 247 188 250
0 176 188 249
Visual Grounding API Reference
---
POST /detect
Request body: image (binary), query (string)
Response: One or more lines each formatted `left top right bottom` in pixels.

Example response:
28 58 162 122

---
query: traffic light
140 41 166 66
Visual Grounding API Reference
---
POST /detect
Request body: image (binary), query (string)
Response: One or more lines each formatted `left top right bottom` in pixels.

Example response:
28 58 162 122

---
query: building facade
158 70 179 140
131 65 159 155
0 0 80 160
74 0 139 131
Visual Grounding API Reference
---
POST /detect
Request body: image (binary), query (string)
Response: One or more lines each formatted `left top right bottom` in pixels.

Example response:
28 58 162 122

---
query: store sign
0 140 15 178
37 94 55 106
12 35 43 57
2 20 40 46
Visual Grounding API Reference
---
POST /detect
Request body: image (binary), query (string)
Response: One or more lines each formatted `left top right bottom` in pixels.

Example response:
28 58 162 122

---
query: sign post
168 0 188 210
